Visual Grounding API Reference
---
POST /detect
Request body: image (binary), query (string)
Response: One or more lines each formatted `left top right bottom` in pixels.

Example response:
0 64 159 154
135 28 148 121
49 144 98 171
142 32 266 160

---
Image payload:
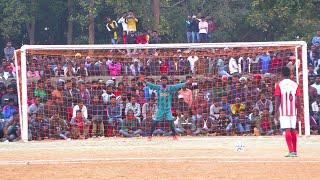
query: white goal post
15 41 309 142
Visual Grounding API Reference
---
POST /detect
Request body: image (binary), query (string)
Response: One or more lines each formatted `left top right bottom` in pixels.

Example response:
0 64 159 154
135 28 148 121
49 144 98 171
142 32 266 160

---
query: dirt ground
0 136 320 180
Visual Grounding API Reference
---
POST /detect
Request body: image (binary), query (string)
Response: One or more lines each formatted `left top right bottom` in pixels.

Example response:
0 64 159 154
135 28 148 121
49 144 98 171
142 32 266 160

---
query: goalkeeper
141 75 191 140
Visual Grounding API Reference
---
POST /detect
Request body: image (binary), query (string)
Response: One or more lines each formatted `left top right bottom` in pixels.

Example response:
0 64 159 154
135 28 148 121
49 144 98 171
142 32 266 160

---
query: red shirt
271 57 282 71
160 63 169 74
136 35 148 44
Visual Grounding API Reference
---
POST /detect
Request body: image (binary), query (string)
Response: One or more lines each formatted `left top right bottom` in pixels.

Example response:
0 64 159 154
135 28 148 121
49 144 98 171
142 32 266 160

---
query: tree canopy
0 0 319 54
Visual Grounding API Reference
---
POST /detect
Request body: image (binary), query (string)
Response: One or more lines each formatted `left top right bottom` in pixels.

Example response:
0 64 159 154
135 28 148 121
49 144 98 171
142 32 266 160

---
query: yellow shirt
127 17 138 32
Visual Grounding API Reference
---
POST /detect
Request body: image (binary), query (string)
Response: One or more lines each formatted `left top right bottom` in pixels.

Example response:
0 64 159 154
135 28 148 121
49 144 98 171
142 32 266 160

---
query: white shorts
279 116 297 129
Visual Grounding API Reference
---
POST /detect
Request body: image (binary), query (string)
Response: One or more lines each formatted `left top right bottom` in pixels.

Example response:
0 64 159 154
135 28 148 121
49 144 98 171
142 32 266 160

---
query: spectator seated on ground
255 108 274 136
119 109 142 137
30 112 50 140
141 98 160 136
70 110 91 139
2 113 20 142
48 112 69 140
211 109 232 135
226 109 250 135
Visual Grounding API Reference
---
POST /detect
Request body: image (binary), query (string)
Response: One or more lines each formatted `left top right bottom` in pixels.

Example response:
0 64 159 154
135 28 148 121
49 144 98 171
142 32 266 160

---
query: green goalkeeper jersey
146 82 186 112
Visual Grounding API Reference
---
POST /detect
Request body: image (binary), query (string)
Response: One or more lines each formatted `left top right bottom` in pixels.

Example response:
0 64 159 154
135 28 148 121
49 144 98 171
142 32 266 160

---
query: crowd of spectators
1 29 320 142
19 47 303 140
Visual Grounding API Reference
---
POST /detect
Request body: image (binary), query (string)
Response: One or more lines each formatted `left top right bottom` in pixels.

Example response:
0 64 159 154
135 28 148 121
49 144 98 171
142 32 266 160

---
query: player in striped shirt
275 67 301 157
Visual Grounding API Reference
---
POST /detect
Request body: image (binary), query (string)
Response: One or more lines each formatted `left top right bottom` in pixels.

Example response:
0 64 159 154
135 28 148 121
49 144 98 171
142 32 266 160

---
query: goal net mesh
14 43 309 141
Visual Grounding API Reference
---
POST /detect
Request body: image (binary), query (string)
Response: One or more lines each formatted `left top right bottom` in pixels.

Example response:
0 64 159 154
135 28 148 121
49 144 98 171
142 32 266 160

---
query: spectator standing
192 92 209 135
107 96 123 136
178 86 193 107
126 11 138 43
106 17 119 44
77 83 91 106
260 52 271 74
150 31 161 44
312 30 320 46
125 96 141 122
102 85 115 105
311 75 320 95
311 96 320 134
118 12 128 33
3 42 15 61
190 15 200 43
207 17 216 43
186 16 192 43
108 61 122 76
255 92 273 114
229 57 239 75
119 109 142 137
1 83 18 106
72 100 88 119
88 95 105 137
187 51 199 74
198 16 208 43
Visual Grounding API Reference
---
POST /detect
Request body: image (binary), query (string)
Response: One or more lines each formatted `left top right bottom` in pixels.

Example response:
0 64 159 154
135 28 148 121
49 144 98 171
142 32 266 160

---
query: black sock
150 121 158 136
169 121 176 136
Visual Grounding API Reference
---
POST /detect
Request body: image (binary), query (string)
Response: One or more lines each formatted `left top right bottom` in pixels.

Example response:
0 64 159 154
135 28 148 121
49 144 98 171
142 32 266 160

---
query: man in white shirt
72 100 88 119
187 51 199 74
229 57 239 75
311 96 320 134
198 16 208 43
311 75 320 95
118 12 128 33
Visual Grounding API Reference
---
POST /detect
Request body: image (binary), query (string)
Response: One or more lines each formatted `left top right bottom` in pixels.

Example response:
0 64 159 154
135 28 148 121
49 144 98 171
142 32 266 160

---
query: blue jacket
2 105 17 119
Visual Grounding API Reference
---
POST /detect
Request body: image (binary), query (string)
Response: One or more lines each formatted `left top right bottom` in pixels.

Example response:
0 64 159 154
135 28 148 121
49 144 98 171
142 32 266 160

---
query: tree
247 0 319 41
152 0 160 31
67 0 74 45
0 0 37 44
88 0 95 44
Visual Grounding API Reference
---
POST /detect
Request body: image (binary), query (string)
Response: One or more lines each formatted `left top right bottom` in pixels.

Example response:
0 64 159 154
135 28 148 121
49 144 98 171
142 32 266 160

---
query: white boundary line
1 156 320 165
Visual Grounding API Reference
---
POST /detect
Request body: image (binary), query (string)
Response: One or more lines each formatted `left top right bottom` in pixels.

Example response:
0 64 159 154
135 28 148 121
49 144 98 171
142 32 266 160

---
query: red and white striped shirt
274 79 301 117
